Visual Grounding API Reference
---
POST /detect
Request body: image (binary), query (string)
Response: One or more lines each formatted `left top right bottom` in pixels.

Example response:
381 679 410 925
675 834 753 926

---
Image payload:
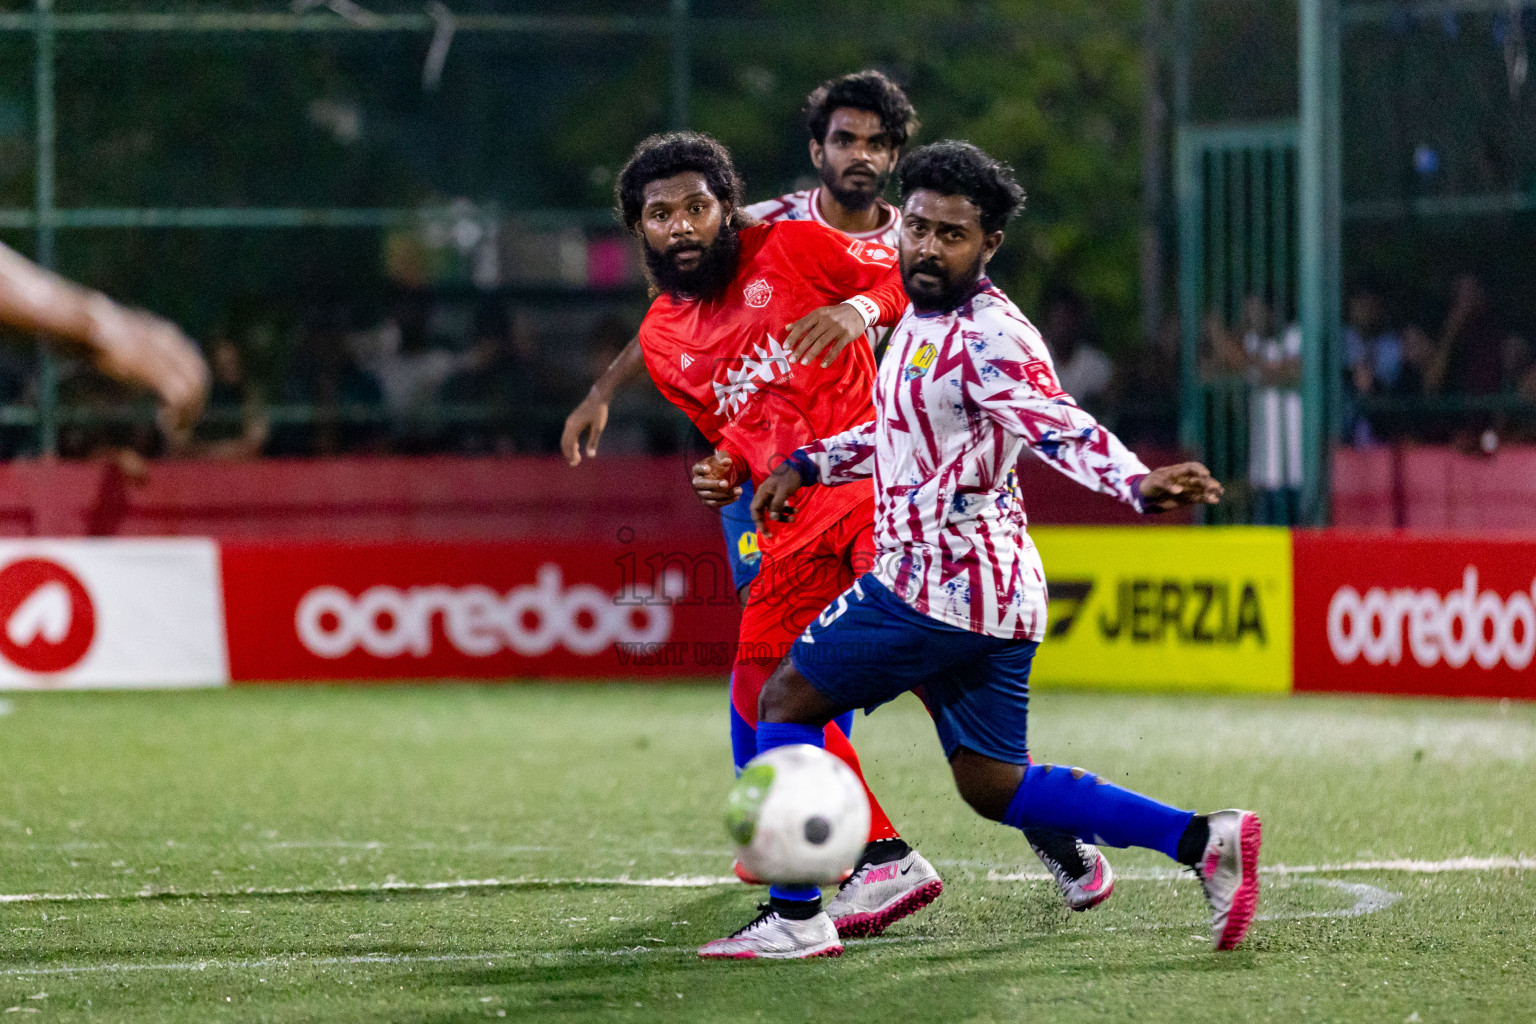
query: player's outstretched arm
561 334 646 465
750 461 804 534
0 242 208 431
1137 462 1224 511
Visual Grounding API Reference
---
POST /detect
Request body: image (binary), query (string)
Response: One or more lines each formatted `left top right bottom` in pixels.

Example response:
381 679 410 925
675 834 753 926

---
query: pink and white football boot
1025 829 1115 911
698 904 842 960
1197 809 1263 950
825 844 943 938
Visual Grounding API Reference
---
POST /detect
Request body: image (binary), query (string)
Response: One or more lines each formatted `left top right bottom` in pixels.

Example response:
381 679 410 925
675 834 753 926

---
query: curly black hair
804 69 919 148
897 140 1026 234
615 131 745 233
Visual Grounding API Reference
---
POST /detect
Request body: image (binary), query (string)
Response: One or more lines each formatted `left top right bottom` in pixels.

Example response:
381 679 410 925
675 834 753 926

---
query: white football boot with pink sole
1026 830 1115 911
1198 809 1263 950
698 904 842 960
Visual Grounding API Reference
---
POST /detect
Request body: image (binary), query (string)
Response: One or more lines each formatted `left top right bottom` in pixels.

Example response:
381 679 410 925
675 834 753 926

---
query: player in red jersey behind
616 130 943 942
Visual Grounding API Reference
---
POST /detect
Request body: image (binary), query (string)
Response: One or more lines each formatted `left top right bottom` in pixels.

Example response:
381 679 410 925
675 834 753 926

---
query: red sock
822 719 901 843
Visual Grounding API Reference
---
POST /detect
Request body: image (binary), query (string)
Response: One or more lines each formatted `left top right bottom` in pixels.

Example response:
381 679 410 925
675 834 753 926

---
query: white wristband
841 294 881 331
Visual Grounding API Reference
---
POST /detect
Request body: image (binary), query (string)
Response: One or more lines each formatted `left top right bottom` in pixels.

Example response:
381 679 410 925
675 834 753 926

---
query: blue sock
755 720 824 755
757 721 827 904
729 703 756 775
1003 763 1193 861
738 710 848 773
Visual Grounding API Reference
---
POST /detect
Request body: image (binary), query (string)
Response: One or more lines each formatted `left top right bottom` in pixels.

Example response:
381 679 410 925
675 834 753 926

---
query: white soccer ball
724 744 871 886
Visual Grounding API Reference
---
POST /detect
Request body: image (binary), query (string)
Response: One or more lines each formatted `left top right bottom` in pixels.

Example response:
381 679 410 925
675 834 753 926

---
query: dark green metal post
33 0 57 457
669 0 690 130
1298 0 1341 526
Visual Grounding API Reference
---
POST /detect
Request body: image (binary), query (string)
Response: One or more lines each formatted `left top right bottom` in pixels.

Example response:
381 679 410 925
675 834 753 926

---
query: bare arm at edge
561 334 648 466
0 241 208 431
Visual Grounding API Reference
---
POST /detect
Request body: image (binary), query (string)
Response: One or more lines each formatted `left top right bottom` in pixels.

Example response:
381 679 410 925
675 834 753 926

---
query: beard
819 160 889 214
643 225 741 301
901 251 987 314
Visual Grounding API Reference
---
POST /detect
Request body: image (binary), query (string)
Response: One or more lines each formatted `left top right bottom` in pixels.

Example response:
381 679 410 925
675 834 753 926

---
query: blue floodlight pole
1297 0 1341 526
32 0 58 458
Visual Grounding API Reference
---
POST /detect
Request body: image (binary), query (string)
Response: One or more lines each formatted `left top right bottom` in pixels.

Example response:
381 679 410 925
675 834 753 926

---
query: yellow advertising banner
1029 527 1294 693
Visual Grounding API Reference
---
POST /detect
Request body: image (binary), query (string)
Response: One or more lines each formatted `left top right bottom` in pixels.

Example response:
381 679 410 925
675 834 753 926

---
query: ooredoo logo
295 564 678 660
1327 567 1536 671
0 558 96 674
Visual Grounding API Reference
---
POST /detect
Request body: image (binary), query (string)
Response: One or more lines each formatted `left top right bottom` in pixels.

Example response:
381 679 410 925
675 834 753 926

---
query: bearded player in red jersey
616 131 944 941
564 70 914 604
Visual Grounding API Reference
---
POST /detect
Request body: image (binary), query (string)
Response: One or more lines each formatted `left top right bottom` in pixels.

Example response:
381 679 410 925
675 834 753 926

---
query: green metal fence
1173 0 1536 524
0 0 704 457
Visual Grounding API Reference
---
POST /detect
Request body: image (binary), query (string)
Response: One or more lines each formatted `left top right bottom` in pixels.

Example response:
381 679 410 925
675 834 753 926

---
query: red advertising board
1294 531 1536 699
221 539 743 682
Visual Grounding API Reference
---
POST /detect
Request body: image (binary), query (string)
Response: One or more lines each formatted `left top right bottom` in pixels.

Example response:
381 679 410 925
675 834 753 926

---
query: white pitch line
1266 856 1536 874
0 855 1527 907
983 855 1536 882
0 877 1406 981
0 935 932 979
0 875 741 905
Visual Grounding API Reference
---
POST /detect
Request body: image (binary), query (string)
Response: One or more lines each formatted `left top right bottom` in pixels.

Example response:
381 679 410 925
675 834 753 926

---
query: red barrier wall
1331 445 1536 530
0 452 1191 540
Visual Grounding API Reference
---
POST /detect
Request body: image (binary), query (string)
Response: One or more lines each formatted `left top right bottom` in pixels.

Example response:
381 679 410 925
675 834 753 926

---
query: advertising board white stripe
0 539 228 690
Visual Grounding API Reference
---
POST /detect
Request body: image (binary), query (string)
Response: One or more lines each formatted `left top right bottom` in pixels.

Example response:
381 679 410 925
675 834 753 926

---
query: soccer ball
724 744 871 886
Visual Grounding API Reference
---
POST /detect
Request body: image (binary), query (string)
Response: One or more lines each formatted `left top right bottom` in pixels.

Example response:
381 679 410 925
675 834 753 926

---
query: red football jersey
638 219 907 556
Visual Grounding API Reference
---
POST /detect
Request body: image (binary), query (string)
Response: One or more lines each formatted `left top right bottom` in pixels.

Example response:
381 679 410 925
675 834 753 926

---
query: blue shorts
791 575 1039 764
719 480 762 593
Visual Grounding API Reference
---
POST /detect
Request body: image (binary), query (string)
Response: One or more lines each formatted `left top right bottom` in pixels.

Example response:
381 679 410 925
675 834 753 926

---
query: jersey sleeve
783 222 908 327
790 419 878 487
966 331 1151 511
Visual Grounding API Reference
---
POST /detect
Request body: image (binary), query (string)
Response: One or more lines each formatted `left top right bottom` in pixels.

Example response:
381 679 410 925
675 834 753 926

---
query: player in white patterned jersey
744 187 901 247
791 277 1144 639
735 142 1263 962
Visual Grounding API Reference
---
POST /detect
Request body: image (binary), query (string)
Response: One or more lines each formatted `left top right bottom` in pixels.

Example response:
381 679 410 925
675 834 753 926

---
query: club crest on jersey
1022 358 1066 398
743 278 773 308
846 239 898 266
903 342 938 380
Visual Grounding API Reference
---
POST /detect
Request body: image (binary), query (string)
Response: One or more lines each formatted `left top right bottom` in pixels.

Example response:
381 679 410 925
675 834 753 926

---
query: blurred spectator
1209 296 1303 524
1108 313 1180 446
1421 274 1505 399
0 343 31 458
1343 283 1419 444
271 307 386 457
167 336 268 459
441 302 542 454
55 367 161 464
1041 286 1112 411
350 294 484 436
1419 273 1520 451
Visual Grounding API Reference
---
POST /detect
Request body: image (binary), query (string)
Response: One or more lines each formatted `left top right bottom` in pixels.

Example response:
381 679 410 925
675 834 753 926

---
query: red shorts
729 502 876 725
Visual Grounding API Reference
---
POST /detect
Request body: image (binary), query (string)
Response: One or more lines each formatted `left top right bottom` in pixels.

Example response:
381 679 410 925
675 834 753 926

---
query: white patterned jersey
744 188 902 247
792 279 1152 640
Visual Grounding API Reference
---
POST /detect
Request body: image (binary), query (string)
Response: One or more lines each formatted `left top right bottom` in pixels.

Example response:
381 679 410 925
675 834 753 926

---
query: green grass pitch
1 684 1532 1023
